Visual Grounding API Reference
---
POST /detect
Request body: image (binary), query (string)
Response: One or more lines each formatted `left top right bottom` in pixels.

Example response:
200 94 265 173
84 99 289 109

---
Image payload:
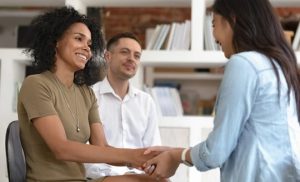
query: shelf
0 49 298 68
153 72 223 80
3 0 297 8
2 0 298 8
205 0 300 7
159 116 214 131
76 0 191 7
141 50 227 67
0 9 44 17
141 50 300 67
0 48 30 62
0 0 65 7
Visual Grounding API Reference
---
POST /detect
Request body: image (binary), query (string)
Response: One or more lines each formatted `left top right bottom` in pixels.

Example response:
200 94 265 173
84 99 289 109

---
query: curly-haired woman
18 7 166 182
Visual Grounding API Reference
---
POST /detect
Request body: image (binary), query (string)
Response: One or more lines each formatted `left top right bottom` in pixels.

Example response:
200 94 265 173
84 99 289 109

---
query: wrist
123 149 133 167
170 148 183 163
181 148 193 167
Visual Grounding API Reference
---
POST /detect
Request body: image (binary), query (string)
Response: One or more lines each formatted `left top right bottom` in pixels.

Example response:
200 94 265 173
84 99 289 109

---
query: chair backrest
5 120 26 182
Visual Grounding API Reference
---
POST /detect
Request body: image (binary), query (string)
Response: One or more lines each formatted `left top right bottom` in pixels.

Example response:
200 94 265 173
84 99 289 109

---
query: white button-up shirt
86 77 161 178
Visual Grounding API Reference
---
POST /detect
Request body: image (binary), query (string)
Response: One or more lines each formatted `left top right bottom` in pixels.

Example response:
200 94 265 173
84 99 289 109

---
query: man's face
105 38 142 80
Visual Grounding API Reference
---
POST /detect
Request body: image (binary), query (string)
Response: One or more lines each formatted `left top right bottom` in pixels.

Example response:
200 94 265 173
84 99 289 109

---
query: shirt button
201 152 207 158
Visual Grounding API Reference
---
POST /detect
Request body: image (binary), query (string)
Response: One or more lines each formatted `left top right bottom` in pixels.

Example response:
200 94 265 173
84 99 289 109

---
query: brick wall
100 7 300 48
102 8 190 48
276 8 300 34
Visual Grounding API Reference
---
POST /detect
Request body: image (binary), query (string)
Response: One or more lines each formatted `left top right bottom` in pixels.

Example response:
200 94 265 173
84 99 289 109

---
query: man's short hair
106 32 142 50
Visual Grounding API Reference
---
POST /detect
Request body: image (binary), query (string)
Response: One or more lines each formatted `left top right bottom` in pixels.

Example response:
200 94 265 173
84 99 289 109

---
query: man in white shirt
86 32 161 178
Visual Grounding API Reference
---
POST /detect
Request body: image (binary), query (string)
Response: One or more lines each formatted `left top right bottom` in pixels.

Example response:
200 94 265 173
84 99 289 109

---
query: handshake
128 146 193 181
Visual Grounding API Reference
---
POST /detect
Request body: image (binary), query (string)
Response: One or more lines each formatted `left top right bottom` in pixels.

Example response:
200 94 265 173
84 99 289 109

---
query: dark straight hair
212 0 300 123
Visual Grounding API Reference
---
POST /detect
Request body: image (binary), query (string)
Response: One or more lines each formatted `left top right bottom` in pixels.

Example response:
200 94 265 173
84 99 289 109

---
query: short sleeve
19 76 57 121
86 86 101 124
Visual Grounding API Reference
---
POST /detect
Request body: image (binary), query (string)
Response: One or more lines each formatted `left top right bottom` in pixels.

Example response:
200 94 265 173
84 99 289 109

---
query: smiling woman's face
55 22 92 71
212 13 235 58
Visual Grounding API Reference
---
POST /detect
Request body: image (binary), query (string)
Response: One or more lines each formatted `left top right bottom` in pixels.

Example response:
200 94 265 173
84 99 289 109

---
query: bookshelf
0 0 300 181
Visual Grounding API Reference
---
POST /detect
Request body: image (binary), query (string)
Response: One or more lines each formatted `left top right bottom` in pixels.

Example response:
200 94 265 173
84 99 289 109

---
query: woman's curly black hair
25 6 105 86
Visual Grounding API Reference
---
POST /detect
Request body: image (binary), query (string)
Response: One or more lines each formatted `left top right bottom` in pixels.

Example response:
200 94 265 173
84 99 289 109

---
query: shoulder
91 78 113 95
132 87 152 98
91 81 101 92
79 84 95 96
132 87 156 104
19 72 55 102
229 51 272 72
22 72 52 89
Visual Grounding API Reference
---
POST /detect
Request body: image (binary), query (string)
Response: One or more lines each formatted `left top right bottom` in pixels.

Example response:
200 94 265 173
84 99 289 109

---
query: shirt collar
98 77 139 98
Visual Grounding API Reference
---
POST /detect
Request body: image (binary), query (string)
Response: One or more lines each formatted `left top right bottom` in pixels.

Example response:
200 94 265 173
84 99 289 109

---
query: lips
123 63 135 71
76 53 88 61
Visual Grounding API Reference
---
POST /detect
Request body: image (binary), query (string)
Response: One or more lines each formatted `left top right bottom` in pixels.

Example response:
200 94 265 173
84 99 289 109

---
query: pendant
76 127 80 132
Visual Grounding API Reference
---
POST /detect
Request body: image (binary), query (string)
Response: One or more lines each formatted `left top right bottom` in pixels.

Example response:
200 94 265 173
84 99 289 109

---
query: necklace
54 75 80 132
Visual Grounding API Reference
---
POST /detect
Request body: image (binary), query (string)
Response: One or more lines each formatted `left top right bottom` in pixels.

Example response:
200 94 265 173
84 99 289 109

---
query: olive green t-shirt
18 71 101 181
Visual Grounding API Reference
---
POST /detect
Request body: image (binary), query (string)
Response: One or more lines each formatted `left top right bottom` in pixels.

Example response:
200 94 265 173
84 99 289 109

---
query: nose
82 43 92 59
83 43 92 55
127 52 137 62
129 53 134 60
83 43 91 52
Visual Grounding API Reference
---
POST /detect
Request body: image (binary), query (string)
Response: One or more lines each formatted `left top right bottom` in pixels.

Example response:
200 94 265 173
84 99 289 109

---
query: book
171 22 185 50
164 22 177 50
182 20 191 50
149 86 183 116
146 25 162 50
152 24 170 50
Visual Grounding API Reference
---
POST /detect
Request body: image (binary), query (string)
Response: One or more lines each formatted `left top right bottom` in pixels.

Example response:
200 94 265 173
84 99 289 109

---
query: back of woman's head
26 6 105 86
212 0 300 123
212 0 286 53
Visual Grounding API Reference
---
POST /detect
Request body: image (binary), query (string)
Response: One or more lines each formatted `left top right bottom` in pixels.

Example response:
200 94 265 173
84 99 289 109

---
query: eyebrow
120 47 141 55
74 32 92 44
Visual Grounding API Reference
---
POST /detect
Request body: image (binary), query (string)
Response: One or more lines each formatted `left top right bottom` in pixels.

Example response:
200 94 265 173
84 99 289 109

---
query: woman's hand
127 148 161 169
143 146 172 155
143 148 183 179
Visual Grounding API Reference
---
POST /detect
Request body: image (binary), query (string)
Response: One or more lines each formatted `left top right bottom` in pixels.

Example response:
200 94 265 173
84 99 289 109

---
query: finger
144 146 161 155
143 159 158 174
144 146 171 155
148 164 156 174
143 164 152 174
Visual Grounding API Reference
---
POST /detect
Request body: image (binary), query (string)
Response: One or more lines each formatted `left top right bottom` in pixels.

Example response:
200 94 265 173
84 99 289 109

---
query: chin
124 73 135 79
223 50 233 59
76 65 86 71
224 53 230 59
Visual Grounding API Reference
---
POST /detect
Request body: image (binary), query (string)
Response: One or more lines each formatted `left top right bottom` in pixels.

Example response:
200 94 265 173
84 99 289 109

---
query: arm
89 122 109 147
144 55 258 177
190 55 257 170
32 115 153 167
21 76 154 168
